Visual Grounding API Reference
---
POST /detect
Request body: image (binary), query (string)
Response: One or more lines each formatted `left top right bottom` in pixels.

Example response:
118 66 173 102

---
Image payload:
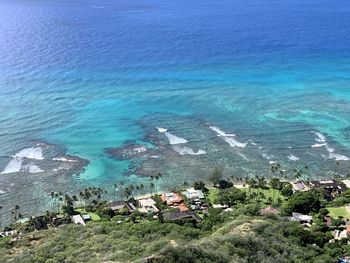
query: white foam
209 126 247 148
329 153 350 161
209 126 235 137
134 146 147 153
288 155 300 161
1 158 23 174
325 145 335 153
172 145 206 155
269 161 277 164
52 157 78 163
0 190 6 195
313 131 326 143
312 143 327 148
262 153 271 160
164 132 188 145
27 165 44 173
157 127 168 133
13 147 44 160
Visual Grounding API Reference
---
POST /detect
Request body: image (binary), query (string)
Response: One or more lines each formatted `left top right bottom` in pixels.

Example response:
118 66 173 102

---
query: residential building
162 211 201 223
138 198 159 214
109 201 136 213
182 188 205 200
309 180 347 200
291 181 310 193
290 212 313 224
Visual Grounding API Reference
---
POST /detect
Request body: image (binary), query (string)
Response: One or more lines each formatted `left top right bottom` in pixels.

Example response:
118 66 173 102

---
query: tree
270 178 283 190
281 184 294 197
11 205 22 224
210 167 223 187
256 176 267 189
113 183 118 202
150 182 155 196
218 180 233 189
217 187 246 207
283 190 321 215
194 181 206 190
0 205 3 229
51 192 63 213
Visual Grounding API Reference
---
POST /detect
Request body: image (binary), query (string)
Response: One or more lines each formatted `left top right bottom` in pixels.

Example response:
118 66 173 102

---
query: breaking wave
209 126 247 148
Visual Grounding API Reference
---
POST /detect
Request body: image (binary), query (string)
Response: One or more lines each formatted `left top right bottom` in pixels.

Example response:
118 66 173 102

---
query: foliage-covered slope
1 214 342 263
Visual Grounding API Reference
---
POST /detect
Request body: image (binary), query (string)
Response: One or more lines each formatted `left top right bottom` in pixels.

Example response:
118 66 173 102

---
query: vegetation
282 190 321 215
327 206 350 219
2 165 350 262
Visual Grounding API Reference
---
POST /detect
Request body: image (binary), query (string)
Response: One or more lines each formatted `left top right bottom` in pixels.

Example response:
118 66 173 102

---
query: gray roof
163 211 201 222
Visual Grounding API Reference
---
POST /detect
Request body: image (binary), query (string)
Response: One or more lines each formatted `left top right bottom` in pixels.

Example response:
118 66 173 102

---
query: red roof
161 192 183 205
178 203 189 212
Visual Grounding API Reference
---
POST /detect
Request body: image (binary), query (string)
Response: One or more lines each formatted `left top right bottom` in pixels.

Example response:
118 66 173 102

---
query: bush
217 187 246 207
218 180 233 189
283 190 321 215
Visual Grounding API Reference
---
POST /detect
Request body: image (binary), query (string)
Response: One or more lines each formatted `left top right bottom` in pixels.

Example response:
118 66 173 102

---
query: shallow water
0 0 350 222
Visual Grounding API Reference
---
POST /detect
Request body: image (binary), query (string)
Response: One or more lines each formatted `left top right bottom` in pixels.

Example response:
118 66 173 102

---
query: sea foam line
311 131 349 161
157 127 206 155
209 126 247 148
1 147 45 174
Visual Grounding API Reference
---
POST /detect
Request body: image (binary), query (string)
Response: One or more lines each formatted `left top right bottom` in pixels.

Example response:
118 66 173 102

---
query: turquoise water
0 0 350 221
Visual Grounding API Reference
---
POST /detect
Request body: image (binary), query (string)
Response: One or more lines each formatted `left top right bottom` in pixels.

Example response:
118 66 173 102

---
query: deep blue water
0 0 350 219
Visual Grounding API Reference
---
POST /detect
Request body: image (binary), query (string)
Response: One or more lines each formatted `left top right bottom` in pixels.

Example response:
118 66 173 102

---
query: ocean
0 0 350 222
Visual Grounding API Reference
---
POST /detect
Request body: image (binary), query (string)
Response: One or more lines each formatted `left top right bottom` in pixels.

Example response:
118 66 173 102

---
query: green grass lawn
242 187 283 202
207 188 220 204
327 206 350 219
75 208 101 221
208 187 283 206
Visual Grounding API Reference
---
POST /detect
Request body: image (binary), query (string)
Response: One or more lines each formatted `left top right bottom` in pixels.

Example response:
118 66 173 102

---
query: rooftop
182 188 205 199
163 211 201 222
161 192 183 205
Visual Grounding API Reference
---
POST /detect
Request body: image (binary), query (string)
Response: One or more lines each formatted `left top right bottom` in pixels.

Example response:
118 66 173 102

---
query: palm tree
257 176 267 189
120 181 125 199
113 183 118 202
150 182 155 196
155 173 161 193
335 161 340 177
0 205 3 229
11 205 21 224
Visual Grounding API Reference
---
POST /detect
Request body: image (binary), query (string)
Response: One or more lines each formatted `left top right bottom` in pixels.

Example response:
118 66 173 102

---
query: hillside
0 214 341 263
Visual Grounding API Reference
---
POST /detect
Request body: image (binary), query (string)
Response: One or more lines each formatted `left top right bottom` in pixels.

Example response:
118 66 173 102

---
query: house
260 206 279 216
290 212 313 224
109 201 136 213
338 256 350 263
213 204 228 209
291 181 310 193
333 229 348 240
342 180 350 189
161 192 183 206
161 192 189 212
162 211 201 223
71 215 86 226
182 188 205 200
82 214 91 222
233 183 248 189
182 188 208 210
0 230 17 238
309 180 347 200
138 198 159 214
